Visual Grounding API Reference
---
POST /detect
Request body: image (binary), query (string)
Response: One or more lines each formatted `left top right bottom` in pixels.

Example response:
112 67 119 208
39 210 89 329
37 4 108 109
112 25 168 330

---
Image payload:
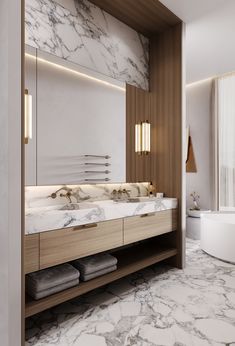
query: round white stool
186 216 201 240
186 210 211 240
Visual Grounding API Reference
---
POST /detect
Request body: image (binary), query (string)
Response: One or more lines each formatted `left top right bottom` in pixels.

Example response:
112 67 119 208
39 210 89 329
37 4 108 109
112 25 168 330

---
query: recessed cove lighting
25 53 126 92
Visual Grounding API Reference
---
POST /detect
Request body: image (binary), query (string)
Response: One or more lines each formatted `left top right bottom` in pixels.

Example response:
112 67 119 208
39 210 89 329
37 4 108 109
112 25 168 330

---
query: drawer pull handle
140 213 156 218
73 223 98 231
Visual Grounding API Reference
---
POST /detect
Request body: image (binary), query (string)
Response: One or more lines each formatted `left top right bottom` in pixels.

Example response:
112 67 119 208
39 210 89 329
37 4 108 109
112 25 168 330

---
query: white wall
186 80 213 210
160 0 226 23
0 0 22 345
160 0 235 83
186 1 235 83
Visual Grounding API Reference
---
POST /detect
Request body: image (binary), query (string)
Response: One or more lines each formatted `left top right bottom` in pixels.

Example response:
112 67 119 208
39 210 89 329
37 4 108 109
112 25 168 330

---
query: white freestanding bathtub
201 213 235 263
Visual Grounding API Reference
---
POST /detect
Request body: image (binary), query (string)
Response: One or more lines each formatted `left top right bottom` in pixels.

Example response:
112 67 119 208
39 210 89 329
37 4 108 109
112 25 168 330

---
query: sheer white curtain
217 73 235 209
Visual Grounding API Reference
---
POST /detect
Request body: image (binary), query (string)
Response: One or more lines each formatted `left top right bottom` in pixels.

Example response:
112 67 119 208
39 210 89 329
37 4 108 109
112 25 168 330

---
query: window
217 74 235 210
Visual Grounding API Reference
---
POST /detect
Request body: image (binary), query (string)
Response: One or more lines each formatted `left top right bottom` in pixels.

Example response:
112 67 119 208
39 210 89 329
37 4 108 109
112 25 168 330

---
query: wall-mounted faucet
111 188 131 201
49 187 73 203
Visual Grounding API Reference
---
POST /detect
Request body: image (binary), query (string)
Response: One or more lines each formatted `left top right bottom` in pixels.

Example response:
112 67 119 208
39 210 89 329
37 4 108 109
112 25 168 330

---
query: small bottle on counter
156 192 164 198
148 182 155 198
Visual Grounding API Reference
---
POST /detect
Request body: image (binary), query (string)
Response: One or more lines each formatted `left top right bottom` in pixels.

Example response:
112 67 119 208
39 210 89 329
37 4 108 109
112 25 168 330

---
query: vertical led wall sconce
135 121 151 155
24 89 32 144
135 123 142 154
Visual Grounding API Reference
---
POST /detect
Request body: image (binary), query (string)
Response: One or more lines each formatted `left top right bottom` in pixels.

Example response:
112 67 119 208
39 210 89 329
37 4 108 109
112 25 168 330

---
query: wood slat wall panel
89 0 181 36
150 23 183 267
135 88 151 182
126 23 183 266
126 85 151 183
150 24 182 198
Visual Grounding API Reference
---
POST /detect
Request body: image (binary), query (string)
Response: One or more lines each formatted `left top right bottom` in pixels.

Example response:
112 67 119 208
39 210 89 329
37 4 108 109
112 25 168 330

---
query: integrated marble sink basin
59 202 96 210
25 197 178 235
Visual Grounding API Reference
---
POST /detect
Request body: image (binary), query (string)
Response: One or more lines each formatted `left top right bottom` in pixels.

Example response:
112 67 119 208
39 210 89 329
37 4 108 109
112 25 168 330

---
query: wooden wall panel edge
180 22 187 269
21 0 25 344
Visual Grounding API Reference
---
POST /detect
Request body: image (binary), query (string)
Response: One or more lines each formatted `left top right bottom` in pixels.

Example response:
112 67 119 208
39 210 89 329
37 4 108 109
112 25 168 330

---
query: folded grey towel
26 263 80 293
81 265 117 282
72 253 118 275
27 278 79 300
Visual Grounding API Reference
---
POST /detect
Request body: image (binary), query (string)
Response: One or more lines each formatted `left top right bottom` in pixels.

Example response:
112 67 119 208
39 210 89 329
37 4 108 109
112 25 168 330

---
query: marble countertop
25 197 178 235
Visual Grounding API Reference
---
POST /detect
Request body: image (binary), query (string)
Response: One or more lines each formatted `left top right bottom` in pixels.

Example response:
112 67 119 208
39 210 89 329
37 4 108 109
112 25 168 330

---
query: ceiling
159 0 227 22
159 0 235 83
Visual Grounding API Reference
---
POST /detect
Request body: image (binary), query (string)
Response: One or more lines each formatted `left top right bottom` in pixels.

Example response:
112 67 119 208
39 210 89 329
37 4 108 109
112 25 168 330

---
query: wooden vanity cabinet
124 209 177 245
40 219 123 269
24 209 178 317
25 210 177 273
24 234 40 274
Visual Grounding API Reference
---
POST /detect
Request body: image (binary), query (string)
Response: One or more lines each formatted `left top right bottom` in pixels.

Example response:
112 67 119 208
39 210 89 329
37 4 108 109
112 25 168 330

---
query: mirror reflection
25 45 126 186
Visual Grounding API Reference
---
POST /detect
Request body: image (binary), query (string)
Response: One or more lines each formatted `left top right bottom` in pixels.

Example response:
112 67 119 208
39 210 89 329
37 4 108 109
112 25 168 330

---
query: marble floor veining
26 239 235 346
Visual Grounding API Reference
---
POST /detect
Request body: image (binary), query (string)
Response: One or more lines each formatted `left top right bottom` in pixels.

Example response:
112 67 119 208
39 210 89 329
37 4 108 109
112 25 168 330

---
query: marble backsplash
25 183 149 209
25 0 149 90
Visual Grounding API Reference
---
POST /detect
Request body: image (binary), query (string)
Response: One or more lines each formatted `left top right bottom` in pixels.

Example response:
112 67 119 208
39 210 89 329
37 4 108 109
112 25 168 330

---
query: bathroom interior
1 0 235 345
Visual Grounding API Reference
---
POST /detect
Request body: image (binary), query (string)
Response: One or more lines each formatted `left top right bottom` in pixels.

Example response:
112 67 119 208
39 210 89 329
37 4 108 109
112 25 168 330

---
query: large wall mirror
25 45 126 186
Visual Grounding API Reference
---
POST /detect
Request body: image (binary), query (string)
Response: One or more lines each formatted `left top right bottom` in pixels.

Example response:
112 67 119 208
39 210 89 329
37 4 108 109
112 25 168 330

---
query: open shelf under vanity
25 238 177 318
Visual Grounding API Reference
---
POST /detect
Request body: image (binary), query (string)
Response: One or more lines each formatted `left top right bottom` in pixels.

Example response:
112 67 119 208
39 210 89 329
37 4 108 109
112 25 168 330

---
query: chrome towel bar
84 170 110 174
84 163 110 166
84 178 110 182
84 155 110 159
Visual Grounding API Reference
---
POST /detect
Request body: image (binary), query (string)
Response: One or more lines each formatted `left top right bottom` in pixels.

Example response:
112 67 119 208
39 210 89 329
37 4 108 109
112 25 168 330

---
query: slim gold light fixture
135 123 142 154
142 121 151 154
24 89 32 144
135 121 151 155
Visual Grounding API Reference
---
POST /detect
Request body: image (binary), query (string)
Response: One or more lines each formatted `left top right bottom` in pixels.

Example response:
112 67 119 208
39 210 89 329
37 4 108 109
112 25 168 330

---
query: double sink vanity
25 195 178 317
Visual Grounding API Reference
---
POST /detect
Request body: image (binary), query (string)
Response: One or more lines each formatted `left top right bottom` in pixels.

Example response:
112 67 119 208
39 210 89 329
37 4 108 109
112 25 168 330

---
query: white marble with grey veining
26 239 235 345
25 183 178 234
25 196 177 234
25 183 149 208
25 0 149 90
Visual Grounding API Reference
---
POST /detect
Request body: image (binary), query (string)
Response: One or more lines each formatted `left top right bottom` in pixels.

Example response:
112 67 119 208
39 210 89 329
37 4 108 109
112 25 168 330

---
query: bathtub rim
201 211 235 225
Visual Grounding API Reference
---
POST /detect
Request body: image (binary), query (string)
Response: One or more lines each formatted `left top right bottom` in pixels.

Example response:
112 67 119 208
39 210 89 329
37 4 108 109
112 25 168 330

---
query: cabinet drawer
25 234 40 274
124 209 177 245
40 219 123 269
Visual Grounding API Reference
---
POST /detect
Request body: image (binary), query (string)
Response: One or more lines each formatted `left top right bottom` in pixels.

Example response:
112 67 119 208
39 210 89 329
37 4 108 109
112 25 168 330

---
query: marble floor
26 239 235 346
